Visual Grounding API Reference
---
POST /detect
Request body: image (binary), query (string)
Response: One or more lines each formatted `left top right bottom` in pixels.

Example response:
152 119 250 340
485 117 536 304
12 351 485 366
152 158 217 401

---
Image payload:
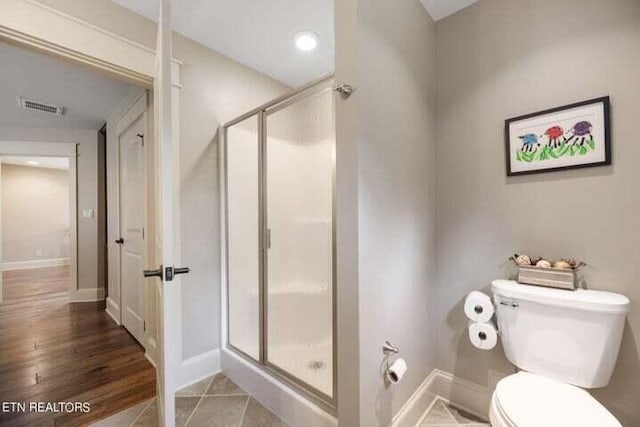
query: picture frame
505 96 611 176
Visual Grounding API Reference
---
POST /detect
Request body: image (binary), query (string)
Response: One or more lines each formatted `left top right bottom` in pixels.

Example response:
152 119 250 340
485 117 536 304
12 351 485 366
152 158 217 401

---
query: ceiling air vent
18 97 65 116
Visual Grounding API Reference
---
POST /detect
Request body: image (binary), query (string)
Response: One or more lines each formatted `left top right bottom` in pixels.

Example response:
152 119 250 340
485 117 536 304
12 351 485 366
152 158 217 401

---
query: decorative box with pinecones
510 254 585 290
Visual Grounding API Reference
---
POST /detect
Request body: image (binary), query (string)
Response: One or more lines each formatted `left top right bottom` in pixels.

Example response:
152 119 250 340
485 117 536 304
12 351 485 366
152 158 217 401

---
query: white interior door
146 0 185 426
119 115 146 344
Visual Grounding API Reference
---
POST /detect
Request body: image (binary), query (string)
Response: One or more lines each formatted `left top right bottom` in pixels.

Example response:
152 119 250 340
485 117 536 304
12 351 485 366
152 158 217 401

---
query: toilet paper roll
464 291 494 323
386 358 407 384
468 321 498 350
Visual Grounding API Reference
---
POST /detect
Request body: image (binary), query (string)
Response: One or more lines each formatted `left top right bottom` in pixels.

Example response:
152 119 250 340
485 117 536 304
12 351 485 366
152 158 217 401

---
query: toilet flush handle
499 300 519 309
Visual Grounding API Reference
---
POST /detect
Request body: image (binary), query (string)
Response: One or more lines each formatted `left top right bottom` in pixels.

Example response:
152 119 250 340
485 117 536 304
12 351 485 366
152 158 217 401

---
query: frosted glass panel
227 116 260 360
266 89 334 397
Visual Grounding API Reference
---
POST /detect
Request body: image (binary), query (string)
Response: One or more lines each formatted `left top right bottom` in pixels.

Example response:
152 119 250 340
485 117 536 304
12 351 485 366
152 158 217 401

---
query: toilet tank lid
492 280 630 314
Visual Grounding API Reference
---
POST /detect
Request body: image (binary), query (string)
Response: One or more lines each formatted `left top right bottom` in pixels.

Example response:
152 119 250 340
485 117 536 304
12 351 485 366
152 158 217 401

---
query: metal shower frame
221 74 338 413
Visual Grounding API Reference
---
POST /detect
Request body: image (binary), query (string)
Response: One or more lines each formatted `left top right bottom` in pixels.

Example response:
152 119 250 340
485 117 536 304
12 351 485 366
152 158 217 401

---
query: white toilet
489 280 630 427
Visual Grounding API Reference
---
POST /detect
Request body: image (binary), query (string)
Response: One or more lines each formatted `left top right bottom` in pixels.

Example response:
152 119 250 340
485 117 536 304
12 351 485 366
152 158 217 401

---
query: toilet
490 280 630 427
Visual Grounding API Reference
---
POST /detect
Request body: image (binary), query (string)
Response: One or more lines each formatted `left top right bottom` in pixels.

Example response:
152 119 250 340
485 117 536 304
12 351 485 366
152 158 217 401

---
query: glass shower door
226 115 261 361
264 83 335 399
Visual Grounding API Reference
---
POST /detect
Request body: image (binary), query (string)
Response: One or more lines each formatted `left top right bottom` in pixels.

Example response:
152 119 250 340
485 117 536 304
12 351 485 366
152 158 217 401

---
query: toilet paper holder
383 340 399 373
383 341 407 384
382 341 399 355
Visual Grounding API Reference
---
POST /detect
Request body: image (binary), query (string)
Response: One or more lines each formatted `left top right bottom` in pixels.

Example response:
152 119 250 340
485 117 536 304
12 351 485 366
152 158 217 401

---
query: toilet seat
489 372 621 427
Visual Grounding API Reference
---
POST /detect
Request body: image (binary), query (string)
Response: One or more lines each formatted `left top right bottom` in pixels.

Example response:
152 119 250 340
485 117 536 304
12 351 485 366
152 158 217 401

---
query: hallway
0 266 155 426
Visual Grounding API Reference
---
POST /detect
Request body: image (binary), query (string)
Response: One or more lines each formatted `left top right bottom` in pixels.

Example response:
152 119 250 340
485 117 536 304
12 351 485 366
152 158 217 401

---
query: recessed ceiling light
27 161 39 165
294 30 318 52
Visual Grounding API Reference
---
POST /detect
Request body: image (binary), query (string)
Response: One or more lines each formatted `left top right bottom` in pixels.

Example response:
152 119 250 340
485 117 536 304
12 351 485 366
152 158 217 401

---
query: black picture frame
505 96 611 176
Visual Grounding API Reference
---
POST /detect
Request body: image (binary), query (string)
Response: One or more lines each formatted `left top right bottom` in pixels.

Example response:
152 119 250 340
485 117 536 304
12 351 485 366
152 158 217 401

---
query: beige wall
0 127 105 292
34 0 290 359
356 0 438 424
334 0 360 423
435 0 640 424
1 164 69 263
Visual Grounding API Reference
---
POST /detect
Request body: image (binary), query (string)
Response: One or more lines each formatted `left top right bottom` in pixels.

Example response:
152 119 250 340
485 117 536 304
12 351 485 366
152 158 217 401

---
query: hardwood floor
0 266 155 426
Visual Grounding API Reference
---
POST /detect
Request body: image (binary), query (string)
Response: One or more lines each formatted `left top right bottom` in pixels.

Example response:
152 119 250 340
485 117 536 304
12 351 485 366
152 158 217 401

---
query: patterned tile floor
417 398 490 427
91 374 287 427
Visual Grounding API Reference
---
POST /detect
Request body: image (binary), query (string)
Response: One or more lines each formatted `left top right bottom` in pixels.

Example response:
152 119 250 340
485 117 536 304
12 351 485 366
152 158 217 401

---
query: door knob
174 267 191 276
115 238 124 244
164 266 191 281
143 266 190 281
143 267 163 279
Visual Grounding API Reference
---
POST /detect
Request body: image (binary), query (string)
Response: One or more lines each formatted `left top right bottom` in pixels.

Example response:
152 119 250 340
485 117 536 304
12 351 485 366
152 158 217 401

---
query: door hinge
142 228 145 239
137 133 144 146
143 321 146 332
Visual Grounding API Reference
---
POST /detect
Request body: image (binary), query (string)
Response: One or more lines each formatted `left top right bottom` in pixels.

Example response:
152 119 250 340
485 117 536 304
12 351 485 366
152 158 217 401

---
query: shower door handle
264 228 271 250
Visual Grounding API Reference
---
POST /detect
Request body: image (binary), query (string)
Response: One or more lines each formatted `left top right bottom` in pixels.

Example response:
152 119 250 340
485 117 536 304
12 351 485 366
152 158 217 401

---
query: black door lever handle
115 238 124 244
174 267 191 276
143 267 163 279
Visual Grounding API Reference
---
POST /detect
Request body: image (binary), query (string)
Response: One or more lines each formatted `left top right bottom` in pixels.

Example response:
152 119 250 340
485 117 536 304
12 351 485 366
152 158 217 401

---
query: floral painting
505 97 610 176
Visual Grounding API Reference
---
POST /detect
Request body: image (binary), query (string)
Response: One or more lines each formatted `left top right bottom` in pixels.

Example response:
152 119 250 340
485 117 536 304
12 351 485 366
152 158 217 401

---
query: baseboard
105 297 120 324
69 287 105 302
426 369 492 421
1 257 70 271
145 337 157 368
177 348 221 390
390 369 492 426
221 346 337 427
389 370 439 427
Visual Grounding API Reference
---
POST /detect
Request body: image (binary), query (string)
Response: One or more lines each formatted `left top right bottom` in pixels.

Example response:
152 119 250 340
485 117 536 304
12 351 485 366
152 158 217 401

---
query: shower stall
221 76 336 409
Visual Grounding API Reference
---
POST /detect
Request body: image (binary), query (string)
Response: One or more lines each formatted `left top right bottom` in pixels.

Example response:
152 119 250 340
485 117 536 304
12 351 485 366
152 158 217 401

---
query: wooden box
517 265 577 290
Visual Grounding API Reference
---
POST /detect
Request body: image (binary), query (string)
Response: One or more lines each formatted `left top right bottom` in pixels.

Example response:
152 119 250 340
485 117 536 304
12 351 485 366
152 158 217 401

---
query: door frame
0 0 183 417
0 141 78 299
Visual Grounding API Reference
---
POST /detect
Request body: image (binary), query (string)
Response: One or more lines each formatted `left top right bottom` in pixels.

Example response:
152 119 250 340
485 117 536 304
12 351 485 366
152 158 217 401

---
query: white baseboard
177 348 221 390
426 370 492 421
105 297 121 324
389 370 439 427
1 257 70 271
221 347 337 427
69 287 105 302
391 369 492 426
145 337 157 368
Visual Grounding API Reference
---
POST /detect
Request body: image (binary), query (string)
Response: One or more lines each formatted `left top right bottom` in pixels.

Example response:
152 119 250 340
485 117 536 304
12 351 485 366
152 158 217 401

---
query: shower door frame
221 74 338 412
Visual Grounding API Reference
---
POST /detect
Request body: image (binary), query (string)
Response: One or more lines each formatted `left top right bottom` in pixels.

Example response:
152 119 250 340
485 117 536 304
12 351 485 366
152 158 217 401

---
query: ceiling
1 156 69 170
112 0 335 88
0 42 136 130
420 0 479 21
111 0 478 87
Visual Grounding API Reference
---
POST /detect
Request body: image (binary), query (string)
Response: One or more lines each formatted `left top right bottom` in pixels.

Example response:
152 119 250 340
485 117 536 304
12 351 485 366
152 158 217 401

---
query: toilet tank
492 280 630 388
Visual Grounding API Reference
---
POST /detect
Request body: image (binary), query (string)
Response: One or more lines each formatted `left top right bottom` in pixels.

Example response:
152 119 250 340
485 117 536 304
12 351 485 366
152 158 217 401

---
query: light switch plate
82 209 95 218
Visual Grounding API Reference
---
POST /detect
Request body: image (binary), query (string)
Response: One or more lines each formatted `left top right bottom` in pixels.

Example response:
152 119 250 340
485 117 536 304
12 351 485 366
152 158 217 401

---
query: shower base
221 346 336 427
268 339 332 397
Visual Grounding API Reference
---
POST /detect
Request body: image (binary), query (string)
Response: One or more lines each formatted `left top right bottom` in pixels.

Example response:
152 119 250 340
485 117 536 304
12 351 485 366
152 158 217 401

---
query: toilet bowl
488 372 620 427
490 280 630 427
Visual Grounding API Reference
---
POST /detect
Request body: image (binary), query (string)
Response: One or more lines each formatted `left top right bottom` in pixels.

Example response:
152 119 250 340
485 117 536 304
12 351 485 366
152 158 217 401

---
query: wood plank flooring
0 266 155 426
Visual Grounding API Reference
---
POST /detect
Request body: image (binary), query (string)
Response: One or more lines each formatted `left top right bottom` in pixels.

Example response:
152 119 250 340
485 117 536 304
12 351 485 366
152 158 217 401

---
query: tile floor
91 373 287 427
417 398 490 427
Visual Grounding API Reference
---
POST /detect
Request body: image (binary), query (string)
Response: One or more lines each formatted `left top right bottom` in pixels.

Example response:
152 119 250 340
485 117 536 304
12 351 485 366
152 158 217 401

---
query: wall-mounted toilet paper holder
382 341 399 355
383 341 407 384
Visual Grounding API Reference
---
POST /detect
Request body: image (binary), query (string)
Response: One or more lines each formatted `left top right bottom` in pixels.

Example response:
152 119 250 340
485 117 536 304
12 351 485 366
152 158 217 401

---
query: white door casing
118 113 147 345
152 0 182 425
0 3 182 426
